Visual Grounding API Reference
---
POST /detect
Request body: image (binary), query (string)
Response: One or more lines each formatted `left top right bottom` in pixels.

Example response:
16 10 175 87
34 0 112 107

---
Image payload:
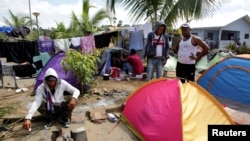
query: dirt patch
0 76 146 140
1 71 202 140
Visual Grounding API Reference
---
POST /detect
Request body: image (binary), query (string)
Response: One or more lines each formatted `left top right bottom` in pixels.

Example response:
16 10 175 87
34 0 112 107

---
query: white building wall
222 18 250 46
187 16 250 47
191 29 205 40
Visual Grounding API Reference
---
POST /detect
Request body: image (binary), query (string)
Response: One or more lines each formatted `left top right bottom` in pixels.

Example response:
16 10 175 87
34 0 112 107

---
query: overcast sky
1 0 250 29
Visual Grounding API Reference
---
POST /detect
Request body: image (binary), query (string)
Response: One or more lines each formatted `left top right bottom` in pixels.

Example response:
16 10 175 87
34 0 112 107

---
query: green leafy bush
62 50 101 93
225 43 250 54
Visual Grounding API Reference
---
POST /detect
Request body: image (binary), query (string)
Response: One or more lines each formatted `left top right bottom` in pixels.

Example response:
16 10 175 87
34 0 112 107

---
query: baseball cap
180 23 191 28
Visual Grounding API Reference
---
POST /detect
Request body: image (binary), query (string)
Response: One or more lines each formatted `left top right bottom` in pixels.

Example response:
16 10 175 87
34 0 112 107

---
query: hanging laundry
142 23 153 39
54 39 71 52
128 30 144 50
94 31 118 48
38 40 55 54
71 37 81 50
120 29 128 38
80 35 95 54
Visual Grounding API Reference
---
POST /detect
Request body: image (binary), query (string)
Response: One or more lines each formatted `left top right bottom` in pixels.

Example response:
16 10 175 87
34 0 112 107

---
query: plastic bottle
43 128 48 141
107 113 116 122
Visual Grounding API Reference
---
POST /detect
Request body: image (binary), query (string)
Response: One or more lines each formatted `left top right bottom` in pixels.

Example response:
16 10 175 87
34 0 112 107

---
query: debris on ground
91 88 129 97
86 108 106 124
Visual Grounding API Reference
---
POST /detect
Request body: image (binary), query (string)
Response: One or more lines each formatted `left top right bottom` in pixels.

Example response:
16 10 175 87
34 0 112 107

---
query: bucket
109 67 120 78
103 73 109 80
70 127 87 141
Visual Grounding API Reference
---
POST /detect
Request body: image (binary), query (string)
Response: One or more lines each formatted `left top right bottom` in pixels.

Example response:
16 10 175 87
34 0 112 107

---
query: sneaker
44 121 53 130
60 119 70 128
125 70 129 75
125 76 130 81
63 121 70 128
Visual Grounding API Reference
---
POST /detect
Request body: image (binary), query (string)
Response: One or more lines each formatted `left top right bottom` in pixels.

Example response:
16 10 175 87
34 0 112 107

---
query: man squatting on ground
120 49 144 77
174 23 209 83
23 68 80 130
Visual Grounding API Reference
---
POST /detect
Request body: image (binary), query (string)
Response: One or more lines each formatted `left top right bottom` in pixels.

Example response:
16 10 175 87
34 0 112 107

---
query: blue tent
33 52 51 75
197 54 250 114
0 26 13 33
98 47 129 75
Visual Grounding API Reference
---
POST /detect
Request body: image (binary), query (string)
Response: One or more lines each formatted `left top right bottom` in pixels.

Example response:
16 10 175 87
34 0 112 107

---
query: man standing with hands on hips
174 23 209 83
23 68 80 130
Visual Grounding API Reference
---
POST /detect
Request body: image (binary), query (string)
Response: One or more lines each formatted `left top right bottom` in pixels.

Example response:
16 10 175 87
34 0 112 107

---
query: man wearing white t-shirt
174 23 209 83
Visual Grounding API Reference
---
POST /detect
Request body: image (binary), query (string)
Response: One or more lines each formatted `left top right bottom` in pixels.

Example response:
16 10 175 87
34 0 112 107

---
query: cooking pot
103 73 109 80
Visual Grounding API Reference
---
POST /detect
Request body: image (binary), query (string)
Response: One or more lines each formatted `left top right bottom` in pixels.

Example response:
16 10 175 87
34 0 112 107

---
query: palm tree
70 0 111 34
50 0 111 39
161 0 223 28
2 9 38 40
105 0 223 28
49 22 75 39
3 9 33 28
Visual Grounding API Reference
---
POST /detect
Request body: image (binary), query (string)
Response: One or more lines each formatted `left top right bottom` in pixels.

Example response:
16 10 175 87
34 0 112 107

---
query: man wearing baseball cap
23 68 80 130
174 23 209 83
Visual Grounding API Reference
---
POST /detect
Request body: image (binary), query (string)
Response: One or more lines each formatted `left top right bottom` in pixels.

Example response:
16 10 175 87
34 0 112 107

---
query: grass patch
0 106 15 118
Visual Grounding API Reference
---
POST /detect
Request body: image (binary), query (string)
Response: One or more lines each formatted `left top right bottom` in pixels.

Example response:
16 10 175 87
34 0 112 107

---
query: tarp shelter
7 26 30 38
0 26 13 33
163 55 177 72
195 52 222 73
197 54 250 114
121 78 233 141
33 51 80 92
94 31 118 48
164 49 235 73
0 41 39 63
33 52 51 75
98 47 129 75
0 26 30 38
196 49 236 73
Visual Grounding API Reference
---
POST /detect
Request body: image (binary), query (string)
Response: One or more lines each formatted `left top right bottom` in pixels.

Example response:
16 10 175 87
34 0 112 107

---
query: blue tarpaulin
0 26 30 38
0 26 13 33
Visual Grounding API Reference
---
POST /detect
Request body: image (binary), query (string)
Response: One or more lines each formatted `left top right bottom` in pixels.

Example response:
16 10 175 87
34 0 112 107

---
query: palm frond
105 0 223 29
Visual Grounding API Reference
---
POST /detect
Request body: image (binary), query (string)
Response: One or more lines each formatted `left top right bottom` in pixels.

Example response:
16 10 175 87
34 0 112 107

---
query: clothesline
38 23 153 53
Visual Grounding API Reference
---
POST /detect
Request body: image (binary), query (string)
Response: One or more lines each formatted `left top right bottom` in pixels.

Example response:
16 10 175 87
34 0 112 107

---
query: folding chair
0 61 18 89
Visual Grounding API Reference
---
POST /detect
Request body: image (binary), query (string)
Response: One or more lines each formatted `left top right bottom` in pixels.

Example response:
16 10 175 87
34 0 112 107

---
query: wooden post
70 127 87 141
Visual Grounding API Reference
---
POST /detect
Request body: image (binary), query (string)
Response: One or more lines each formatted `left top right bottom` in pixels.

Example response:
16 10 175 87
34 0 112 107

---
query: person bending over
120 49 144 78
